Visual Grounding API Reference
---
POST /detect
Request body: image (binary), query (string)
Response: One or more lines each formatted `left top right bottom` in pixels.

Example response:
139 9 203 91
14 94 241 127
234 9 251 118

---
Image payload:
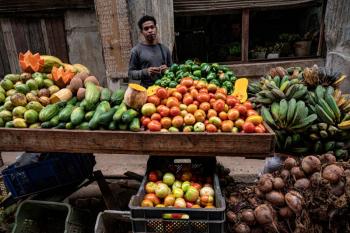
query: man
128 15 172 88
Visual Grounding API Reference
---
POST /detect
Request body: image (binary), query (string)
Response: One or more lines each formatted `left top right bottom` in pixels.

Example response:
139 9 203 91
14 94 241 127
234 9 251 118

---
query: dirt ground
0 152 265 182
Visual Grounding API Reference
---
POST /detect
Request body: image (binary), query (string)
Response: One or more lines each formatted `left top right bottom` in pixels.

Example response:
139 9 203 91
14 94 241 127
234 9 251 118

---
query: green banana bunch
308 123 341 141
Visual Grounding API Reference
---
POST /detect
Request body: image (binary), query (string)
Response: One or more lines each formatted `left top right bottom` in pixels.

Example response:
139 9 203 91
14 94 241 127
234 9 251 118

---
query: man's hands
147 65 168 76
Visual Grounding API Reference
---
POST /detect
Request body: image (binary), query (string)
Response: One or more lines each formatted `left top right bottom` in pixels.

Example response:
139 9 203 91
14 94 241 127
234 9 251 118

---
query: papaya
73 64 90 74
123 84 147 109
40 55 64 73
51 66 75 88
19 51 45 73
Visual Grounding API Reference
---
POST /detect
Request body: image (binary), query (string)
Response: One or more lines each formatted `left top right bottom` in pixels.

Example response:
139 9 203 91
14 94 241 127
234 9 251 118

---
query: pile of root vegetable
222 154 350 233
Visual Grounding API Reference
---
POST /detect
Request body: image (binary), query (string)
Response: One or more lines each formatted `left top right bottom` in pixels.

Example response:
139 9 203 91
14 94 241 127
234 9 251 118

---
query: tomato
141 116 151 127
219 111 228 121
242 121 255 133
216 87 227 95
207 109 217 118
156 88 168 99
243 101 253 110
193 100 199 106
235 118 245 129
148 171 158 182
157 105 170 117
170 106 181 117
181 110 188 117
207 84 217 93
190 89 199 99
221 120 234 132
172 116 184 128
247 109 258 117
196 80 207 89
235 104 247 116
180 77 194 87
256 123 266 133
213 99 225 113
167 88 176 97
226 96 239 107
255 126 265 133
183 95 193 105
187 104 198 114
184 113 196 125
172 91 183 101
206 123 217 133
208 116 222 128
176 85 187 95
199 102 211 112
227 109 240 121
215 92 226 101
194 110 206 122
199 88 208 94
197 93 210 103
246 115 263 125
166 97 179 108
148 120 161 131
151 113 161 121
160 117 172 129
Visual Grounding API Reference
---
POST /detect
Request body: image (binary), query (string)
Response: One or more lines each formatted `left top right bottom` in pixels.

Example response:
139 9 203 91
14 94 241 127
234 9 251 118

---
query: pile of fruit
249 65 349 158
223 153 350 233
156 60 236 94
141 170 216 209
141 78 267 133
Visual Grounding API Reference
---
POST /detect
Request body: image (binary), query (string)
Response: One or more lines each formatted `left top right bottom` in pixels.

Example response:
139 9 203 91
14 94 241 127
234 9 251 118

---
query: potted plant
278 33 300 56
294 31 317 57
252 46 267 59
267 43 283 59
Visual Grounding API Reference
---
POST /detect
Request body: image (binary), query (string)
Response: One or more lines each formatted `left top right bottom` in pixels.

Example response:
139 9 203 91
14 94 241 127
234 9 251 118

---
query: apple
181 214 190 219
191 204 201 208
164 194 176 206
200 187 215 197
155 204 165 208
172 180 182 190
155 183 169 198
163 213 172 219
174 198 186 208
163 172 175 186
171 213 182 219
200 195 214 206
191 182 202 190
145 181 157 193
144 193 160 205
181 171 192 181
141 199 153 207
182 181 191 192
184 187 199 202
172 187 184 198
148 171 158 182
186 201 193 208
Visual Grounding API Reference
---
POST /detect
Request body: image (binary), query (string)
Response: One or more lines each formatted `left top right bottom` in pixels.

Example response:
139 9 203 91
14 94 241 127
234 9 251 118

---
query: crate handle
173 159 191 164
162 213 189 220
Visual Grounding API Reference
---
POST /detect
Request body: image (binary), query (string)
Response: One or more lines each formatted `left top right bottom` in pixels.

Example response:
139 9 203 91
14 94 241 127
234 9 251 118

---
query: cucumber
58 105 74 122
88 101 111 129
118 123 128 130
98 108 118 126
49 115 60 127
113 103 127 122
85 111 95 121
67 97 78 106
110 89 125 106
121 109 138 123
108 121 117 130
100 88 112 102
85 82 100 109
70 107 85 125
77 122 89 130
54 122 66 129
65 122 74 129
129 118 140 132
39 104 60 122
41 121 52 128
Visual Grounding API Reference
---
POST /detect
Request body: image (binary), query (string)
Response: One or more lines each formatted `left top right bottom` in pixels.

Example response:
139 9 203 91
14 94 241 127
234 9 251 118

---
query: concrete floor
0 152 265 182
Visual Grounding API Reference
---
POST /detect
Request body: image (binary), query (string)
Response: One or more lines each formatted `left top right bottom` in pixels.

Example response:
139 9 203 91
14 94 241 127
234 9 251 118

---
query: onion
226 210 238 223
280 169 290 181
261 173 274 180
265 191 285 206
301 156 321 174
248 198 258 208
279 206 294 218
319 153 336 164
241 209 255 224
291 167 305 179
310 172 322 187
330 181 345 196
272 177 285 189
250 227 263 233
257 177 273 193
234 223 251 233
322 164 344 184
285 191 303 214
294 178 310 190
284 157 297 169
254 187 264 198
228 195 240 206
254 204 275 225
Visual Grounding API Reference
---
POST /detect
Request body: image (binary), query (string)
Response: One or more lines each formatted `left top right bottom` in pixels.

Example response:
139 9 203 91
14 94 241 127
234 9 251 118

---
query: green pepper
160 78 170 87
210 79 220 86
155 79 162 85
230 76 237 82
192 76 199 80
225 71 234 77
223 81 233 90
169 81 177 88
170 63 179 73
193 70 201 77
181 72 190 78
164 69 170 75
166 72 175 80
185 60 194 66
211 63 219 72
191 64 200 71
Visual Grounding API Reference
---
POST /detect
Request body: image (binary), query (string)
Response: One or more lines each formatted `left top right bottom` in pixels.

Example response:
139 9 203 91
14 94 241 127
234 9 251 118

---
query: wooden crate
0 123 274 158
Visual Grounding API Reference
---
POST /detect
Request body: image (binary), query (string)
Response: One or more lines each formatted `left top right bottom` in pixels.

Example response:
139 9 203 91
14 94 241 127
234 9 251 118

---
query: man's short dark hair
138 15 156 30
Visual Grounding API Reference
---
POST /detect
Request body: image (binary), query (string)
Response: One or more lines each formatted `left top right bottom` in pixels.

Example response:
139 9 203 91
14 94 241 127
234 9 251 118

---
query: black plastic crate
129 156 225 233
2 153 95 198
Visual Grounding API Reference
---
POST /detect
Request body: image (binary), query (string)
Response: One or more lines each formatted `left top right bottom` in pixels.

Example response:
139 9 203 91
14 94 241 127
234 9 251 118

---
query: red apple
186 202 194 208
184 187 199 202
174 198 186 208
164 194 176 207
148 171 158 182
191 182 202 190
181 171 192 181
200 195 214 206
145 181 157 193
144 193 160 205
141 199 153 207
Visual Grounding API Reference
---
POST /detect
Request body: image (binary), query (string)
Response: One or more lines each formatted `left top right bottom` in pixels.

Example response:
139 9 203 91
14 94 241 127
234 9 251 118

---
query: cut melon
124 83 147 109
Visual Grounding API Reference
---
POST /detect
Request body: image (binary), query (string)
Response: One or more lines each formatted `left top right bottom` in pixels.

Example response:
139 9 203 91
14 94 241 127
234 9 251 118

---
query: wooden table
0 125 275 158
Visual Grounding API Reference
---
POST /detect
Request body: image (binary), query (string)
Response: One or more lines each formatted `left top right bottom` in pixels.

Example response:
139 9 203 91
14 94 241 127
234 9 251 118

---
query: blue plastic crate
2 153 95 198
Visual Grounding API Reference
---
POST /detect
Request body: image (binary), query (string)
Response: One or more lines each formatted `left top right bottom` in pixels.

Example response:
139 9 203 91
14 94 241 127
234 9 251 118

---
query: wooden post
242 9 249 63
317 1 326 57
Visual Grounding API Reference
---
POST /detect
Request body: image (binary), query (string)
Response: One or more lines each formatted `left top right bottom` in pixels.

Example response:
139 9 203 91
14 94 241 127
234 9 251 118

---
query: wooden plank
27 19 46 54
41 19 51 54
1 18 20 73
0 23 11 77
317 0 325 57
11 18 28 54
0 127 275 158
241 9 249 63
